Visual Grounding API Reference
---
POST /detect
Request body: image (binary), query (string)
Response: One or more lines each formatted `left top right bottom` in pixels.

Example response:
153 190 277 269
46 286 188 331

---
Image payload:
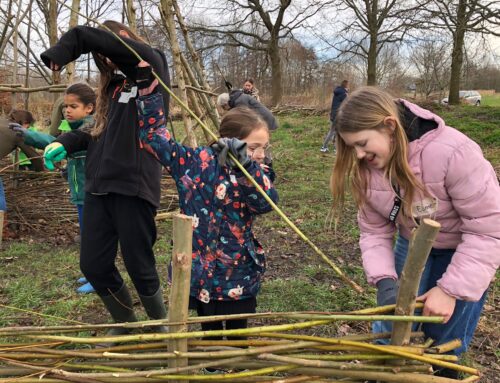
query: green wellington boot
139 288 169 333
99 283 138 341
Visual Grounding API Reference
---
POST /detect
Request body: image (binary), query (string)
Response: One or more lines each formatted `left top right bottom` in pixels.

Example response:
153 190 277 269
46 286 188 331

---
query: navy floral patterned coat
137 93 279 304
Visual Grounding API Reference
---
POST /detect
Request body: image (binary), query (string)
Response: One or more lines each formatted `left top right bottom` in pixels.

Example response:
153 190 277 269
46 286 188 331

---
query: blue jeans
0 177 6 211
373 235 487 355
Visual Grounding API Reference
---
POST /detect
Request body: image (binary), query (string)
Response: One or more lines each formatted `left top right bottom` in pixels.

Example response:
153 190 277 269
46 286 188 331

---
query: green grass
481 93 500 107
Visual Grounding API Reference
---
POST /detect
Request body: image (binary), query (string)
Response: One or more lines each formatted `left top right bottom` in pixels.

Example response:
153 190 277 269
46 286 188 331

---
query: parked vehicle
441 91 482 106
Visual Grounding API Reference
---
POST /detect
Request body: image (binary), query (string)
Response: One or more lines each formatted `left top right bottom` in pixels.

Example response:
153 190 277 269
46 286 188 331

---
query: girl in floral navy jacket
137 92 278 336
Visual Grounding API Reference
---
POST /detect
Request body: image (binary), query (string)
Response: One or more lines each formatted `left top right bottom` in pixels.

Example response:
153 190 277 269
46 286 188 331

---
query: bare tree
327 0 429 86
411 38 450 99
123 0 137 32
66 0 81 83
190 0 332 106
426 0 500 104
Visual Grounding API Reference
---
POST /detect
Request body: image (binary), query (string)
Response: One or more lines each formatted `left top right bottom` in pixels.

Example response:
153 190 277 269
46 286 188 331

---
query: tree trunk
269 38 282 106
367 35 377 85
48 0 60 89
125 0 137 33
172 0 220 129
448 0 467 105
160 0 197 147
24 0 33 110
66 0 81 83
11 2 18 108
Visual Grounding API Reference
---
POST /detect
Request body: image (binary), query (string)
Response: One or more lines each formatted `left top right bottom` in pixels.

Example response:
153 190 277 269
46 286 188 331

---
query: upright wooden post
391 218 441 347
167 213 193 379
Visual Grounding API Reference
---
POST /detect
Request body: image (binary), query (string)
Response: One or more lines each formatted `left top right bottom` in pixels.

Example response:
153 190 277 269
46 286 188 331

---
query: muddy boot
139 288 168 333
97 284 138 347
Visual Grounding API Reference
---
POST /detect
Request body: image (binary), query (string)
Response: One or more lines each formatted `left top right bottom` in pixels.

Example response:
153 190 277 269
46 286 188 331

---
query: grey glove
8 122 28 137
376 278 398 306
211 137 250 168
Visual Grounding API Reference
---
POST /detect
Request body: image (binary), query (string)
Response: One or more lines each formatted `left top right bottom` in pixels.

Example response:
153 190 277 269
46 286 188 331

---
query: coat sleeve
56 130 91 154
23 130 55 149
358 202 398 286
234 163 278 215
40 26 166 83
437 142 500 301
248 98 278 131
136 93 202 181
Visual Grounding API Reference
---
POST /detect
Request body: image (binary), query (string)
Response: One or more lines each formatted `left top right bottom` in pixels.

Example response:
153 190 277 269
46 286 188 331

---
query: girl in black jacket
41 21 170 335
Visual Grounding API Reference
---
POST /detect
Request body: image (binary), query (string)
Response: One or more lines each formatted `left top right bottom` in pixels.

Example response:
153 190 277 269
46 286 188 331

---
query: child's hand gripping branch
44 142 67 170
136 61 159 97
211 138 251 168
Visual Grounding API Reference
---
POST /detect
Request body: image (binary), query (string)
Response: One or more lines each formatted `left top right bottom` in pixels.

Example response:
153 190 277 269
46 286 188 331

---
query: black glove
8 122 28 137
136 65 154 89
136 63 158 97
376 278 398 306
211 138 250 168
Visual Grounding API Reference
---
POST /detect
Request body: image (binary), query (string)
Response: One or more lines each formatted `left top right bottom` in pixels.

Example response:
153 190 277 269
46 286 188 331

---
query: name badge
412 197 438 218
118 86 138 103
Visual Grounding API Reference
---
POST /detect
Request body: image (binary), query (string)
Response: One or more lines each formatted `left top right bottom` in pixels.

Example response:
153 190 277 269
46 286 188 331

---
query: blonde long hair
330 86 427 218
91 20 145 137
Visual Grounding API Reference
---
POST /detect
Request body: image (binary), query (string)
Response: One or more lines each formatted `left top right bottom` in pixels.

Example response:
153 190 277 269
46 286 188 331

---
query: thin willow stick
27 315 443 343
292 367 468 383
258 353 432 373
0 308 429 334
430 339 462 354
51 356 251 379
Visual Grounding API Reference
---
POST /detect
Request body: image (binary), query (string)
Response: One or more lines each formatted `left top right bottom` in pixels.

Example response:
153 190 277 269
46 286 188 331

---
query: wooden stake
391 219 441 347
167 213 193 378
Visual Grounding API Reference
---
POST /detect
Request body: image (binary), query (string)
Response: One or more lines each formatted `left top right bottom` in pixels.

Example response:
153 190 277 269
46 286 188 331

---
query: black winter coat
40 26 170 207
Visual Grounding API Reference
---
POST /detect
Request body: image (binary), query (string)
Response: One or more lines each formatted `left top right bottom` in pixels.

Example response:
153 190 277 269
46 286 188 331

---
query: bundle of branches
0 310 478 383
0 159 178 236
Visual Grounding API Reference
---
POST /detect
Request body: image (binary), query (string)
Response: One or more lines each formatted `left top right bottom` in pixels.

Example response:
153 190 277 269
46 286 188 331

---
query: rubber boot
138 288 169 333
76 282 96 294
97 284 138 347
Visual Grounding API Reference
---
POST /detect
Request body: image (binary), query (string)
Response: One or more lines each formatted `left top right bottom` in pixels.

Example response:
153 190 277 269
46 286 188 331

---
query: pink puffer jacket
359 100 500 301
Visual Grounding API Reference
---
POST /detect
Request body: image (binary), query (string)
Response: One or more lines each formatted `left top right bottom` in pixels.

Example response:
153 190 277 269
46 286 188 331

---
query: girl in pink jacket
330 86 500 379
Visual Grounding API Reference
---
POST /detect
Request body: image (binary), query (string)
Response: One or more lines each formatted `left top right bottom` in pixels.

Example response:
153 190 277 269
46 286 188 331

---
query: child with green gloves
12 83 97 294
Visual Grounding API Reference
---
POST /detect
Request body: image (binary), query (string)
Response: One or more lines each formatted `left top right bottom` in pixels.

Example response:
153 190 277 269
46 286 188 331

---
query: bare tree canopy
424 0 500 104
188 0 334 106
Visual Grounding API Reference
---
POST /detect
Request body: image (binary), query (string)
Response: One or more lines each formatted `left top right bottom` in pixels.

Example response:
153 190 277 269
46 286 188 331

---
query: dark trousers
191 297 256 340
80 193 160 296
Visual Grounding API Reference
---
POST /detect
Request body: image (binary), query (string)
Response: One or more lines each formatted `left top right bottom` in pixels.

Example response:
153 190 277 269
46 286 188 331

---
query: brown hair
9 110 35 125
244 78 255 85
341 80 349 87
330 86 428 218
65 83 96 114
91 20 145 137
218 107 267 141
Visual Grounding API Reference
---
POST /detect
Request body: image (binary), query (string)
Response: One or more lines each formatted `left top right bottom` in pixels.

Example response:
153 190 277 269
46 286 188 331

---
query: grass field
1 102 499 379
481 93 500 107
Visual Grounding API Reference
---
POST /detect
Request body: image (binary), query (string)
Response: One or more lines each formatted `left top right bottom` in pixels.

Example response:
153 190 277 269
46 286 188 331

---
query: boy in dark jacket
321 80 349 153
